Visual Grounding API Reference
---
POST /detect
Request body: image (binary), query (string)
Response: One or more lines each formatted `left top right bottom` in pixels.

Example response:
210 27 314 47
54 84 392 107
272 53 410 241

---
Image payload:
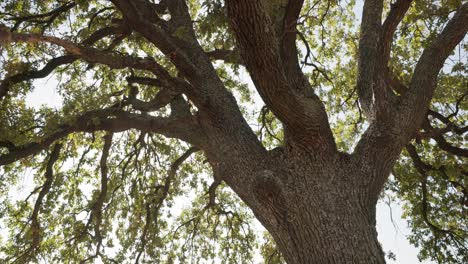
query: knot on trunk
253 170 290 225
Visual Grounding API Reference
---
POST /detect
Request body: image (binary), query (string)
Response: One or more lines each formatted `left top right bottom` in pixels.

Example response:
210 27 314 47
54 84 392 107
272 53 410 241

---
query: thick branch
0 29 163 73
353 3 468 193
356 0 384 116
0 27 201 107
226 0 336 151
281 0 307 91
110 0 261 138
109 0 199 81
110 2 268 186
400 2 468 136
0 109 203 166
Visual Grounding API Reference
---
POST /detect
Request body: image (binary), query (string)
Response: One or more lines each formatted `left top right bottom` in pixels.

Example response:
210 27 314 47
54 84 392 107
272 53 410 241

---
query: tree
0 0 466 263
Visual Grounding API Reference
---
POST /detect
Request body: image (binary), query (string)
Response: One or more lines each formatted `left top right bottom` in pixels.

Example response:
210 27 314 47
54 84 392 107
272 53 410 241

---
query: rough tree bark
0 0 467 263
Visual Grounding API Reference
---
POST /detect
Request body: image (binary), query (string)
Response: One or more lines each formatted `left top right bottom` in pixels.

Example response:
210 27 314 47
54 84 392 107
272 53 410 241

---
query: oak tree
0 0 467 263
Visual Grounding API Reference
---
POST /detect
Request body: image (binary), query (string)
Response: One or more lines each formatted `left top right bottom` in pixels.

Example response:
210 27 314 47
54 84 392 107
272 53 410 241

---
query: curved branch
433 135 468 158
401 3 468 131
4 1 76 32
0 26 202 107
0 26 123 100
382 0 413 67
0 56 74 101
0 28 164 72
356 0 384 116
127 87 180 113
416 114 467 158
0 109 204 166
226 0 336 151
381 0 413 94
353 3 468 195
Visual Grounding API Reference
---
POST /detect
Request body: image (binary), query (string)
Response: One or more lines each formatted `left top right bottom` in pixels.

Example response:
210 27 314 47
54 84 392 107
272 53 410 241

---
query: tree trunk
272 204 385 264
240 152 388 264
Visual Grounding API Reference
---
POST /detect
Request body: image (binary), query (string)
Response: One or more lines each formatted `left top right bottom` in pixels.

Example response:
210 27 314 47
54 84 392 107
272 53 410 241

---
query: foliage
0 0 466 263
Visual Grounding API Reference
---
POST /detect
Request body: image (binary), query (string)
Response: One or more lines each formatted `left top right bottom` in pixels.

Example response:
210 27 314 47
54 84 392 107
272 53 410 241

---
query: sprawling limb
0 108 204 166
226 0 336 152
353 2 468 201
1 28 171 76
109 0 248 119
0 26 126 100
400 3 468 131
1 9 268 219
108 1 271 207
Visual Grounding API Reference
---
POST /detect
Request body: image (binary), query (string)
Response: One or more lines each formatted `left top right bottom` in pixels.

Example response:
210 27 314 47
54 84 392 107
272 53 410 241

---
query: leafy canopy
0 0 466 263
